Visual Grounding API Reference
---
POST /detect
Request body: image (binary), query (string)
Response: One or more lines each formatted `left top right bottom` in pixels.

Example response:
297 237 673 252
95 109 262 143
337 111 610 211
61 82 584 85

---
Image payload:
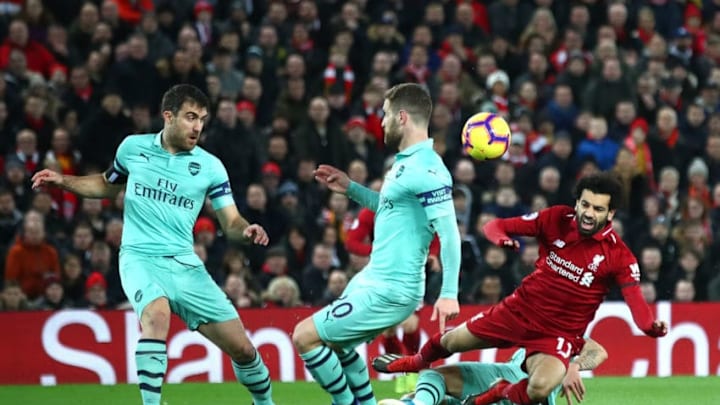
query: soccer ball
461 112 512 161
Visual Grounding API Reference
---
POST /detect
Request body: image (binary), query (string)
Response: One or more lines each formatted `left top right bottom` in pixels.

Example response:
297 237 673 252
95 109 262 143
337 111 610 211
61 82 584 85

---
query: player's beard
167 121 196 152
576 212 608 236
384 119 402 151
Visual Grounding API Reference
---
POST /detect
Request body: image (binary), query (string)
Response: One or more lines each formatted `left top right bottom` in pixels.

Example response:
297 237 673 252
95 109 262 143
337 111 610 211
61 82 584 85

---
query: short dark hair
573 172 623 211
160 84 209 116
384 83 433 127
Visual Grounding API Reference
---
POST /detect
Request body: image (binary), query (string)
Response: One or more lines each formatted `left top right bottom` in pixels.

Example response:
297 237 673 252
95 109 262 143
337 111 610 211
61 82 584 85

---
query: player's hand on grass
244 224 269 246
432 298 459 333
314 164 350 193
561 362 585 404
31 169 63 189
646 320 668 338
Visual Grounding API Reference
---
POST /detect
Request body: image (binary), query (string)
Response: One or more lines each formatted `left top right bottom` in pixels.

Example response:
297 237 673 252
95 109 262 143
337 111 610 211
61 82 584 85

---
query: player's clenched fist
31 169 63 189
499 238 520 251
645 320 668 338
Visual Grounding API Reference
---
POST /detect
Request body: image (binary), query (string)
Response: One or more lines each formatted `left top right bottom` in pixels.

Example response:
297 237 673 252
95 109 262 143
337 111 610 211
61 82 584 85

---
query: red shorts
465 301 585 368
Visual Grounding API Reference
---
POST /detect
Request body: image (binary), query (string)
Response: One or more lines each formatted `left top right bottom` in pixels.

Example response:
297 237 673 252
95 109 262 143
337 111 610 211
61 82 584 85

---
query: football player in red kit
373 172 668 405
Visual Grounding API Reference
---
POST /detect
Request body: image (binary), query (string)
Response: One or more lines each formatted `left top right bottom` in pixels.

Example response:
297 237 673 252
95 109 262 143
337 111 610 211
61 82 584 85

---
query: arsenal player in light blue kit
374 173 668 405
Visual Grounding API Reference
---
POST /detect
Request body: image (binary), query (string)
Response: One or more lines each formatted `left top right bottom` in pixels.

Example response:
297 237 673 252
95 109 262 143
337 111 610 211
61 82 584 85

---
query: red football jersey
491 205 640 337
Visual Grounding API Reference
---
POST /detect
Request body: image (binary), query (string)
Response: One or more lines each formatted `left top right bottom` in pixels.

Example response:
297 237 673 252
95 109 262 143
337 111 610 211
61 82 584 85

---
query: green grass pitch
0 377 717 404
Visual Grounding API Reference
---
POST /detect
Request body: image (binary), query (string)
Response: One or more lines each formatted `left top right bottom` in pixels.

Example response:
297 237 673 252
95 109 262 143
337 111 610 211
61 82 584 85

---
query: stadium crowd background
1 0 720 312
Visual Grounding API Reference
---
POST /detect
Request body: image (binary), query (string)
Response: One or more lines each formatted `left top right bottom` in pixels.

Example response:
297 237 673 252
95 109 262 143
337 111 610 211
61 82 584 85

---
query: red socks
380 329 421 355
418 332 451 364
380 335 404 354
402 329 421 354
503 378 532 405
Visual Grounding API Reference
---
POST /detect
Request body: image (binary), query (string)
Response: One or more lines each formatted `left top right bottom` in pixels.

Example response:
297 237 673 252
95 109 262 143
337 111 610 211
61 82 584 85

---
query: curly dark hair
573 172 624 211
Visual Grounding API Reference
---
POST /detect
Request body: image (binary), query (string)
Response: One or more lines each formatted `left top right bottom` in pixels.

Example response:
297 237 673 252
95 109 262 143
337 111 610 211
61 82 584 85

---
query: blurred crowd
2 0 720 313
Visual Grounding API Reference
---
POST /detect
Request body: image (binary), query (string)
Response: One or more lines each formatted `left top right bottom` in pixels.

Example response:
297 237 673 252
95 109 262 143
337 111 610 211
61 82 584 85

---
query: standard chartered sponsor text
546 251 584 283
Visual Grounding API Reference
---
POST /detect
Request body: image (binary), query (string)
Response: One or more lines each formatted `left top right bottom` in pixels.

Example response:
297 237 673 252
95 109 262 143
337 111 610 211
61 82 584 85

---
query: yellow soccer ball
461 112 512 161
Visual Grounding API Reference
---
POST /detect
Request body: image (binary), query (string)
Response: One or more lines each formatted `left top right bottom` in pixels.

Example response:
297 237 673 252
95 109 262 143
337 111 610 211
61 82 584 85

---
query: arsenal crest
188 161 201 175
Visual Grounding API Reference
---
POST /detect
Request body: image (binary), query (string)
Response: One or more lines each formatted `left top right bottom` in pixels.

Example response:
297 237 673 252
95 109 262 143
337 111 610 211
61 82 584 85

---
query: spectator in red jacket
4 213 60 300
0 19 62 78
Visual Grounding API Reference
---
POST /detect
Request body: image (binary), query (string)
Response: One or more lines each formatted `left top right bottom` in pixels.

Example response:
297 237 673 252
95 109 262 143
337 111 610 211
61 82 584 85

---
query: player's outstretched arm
315 164 379 211
32 170 123 199
215 204 269 246
482 218 521 250
562 338 608 404
347 181 380 212
622 284 668 337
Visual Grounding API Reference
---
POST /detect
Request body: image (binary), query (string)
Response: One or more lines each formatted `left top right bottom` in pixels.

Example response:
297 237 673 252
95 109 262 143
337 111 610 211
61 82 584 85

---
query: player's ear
397 109 407 125
607 209 615 222
162 110 174 123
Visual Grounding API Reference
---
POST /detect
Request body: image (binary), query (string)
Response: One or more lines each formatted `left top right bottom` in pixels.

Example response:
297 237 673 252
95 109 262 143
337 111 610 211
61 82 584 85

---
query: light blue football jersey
352 139 455 302
108 132 234 256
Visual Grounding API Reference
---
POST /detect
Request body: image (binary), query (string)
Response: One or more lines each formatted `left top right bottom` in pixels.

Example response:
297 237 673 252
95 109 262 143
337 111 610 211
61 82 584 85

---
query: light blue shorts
312 277 419 349
119 252 238 330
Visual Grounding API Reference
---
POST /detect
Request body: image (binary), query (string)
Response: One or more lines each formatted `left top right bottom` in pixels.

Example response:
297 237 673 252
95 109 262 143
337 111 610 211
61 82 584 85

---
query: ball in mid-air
461 112 512 161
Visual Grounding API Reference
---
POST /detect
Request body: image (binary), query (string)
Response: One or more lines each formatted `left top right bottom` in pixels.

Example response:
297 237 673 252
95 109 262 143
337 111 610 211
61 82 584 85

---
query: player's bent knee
526 376 556 400
292 317 321 353
228 340 257 363
140 300 171 338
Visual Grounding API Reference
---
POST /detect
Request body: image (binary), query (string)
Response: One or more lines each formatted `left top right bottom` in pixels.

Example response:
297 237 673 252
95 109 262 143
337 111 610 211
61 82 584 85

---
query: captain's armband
104 166 128 185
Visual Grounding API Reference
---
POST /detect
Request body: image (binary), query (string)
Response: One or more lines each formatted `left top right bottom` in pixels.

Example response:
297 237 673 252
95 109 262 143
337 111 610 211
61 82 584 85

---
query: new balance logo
553 239 566 248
